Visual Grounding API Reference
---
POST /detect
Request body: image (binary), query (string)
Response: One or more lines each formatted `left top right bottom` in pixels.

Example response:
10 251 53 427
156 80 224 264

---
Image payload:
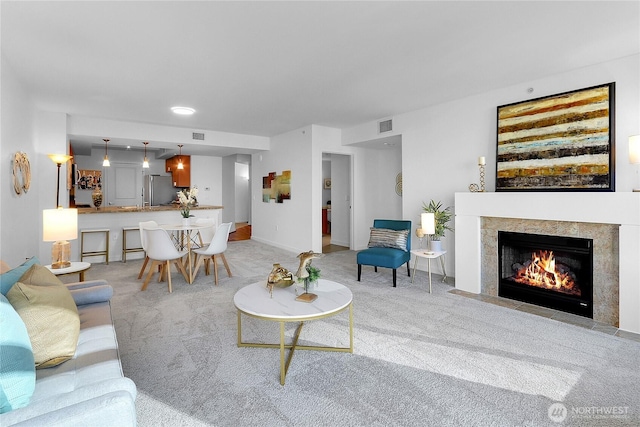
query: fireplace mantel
455 192 640 334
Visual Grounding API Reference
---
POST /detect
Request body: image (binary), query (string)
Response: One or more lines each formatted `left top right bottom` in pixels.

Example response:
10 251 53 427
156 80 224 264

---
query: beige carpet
80 240 640 426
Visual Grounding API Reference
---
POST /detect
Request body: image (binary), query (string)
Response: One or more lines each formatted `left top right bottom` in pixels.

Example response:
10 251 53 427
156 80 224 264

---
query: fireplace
498 231 593 318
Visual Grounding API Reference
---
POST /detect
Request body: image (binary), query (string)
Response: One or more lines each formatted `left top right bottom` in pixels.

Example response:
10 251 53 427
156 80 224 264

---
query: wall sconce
142 141 150 169
43 207 78 269
177 144 184 170
102 138 111 167
629 135 640 192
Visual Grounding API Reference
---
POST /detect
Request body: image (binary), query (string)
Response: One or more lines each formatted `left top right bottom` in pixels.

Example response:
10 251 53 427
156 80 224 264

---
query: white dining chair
137 220 159 279
193 217 216 271
194 217 216 247
191 222 233 285
141 228 189 293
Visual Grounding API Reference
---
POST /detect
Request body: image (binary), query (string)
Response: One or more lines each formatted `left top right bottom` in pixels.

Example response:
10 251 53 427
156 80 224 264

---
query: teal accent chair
357 219 412 287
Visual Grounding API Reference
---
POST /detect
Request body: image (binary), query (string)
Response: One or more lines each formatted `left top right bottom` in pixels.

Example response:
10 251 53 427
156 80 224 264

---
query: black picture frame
496 82 615 192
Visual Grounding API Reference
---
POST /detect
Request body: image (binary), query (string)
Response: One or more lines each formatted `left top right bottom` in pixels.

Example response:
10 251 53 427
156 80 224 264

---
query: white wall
221 155 235 227
68 115 270 152
0 94 69 265
234 162 250 222
344 54 640 277
251 126 314 254
191 155 222 206
3 52 638 273
1 55 40 265
361 146 403 233
329 154 351 247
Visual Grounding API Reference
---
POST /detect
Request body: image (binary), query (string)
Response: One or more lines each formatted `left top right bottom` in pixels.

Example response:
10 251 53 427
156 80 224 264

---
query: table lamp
421 212 436 253
43 207 78 269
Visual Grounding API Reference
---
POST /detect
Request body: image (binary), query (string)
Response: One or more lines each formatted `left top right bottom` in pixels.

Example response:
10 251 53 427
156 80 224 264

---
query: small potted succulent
300 265 321 293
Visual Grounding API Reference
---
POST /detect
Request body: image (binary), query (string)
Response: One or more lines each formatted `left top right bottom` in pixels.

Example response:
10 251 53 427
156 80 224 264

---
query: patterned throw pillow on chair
367 228 409 251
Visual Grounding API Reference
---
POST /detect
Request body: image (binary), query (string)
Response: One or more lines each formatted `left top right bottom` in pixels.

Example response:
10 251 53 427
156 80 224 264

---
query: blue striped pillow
367 228 409 251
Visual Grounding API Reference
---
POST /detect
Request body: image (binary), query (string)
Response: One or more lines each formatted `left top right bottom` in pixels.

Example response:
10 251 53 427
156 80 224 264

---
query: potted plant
177 187 198 224
422 200 453 251
295 265 321 302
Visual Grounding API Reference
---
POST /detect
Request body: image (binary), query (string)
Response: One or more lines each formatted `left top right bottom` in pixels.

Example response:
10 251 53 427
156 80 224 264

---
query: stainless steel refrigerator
143 175 176 206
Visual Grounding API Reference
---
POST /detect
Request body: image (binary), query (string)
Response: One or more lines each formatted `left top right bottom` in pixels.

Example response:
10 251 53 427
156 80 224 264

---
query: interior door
106 163 142 206
330 154 351 248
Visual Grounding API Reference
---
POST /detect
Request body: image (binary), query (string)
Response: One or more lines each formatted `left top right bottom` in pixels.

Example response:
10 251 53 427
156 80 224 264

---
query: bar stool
122 226 144 263
80 228 110 264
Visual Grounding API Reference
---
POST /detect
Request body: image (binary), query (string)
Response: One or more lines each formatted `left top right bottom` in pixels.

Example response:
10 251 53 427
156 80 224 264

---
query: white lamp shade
43 208 78 241
421 212 435 235
629 135 640 164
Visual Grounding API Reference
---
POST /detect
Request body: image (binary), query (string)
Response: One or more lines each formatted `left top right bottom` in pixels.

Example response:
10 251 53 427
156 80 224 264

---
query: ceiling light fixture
102 139 110 167
177 144 184 170
171 106 195 115
142 142 150 169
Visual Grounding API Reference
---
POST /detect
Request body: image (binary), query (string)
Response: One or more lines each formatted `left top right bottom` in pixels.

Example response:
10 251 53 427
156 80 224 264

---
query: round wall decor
13 151 31 195
395 173 403 196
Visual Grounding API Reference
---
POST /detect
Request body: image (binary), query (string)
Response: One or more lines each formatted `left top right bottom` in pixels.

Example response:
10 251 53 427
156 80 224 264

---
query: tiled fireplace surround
455 192 640 334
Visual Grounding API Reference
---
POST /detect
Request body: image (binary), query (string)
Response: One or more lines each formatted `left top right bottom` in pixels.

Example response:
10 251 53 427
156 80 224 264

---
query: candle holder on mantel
469 156 486 192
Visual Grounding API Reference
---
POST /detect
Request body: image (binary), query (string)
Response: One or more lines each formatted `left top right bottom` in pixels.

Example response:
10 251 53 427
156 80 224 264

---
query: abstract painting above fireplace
496 82 615 192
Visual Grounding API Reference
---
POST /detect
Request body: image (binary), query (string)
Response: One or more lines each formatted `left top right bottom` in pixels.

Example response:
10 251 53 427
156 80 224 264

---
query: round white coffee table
234 279 353 385
45 261 91 282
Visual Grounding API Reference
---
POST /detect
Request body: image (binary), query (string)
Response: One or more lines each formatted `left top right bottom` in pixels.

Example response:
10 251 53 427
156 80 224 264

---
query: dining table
159 223 207 284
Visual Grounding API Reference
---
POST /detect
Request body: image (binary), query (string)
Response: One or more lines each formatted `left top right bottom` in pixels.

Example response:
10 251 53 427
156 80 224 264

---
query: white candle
478 156 486 166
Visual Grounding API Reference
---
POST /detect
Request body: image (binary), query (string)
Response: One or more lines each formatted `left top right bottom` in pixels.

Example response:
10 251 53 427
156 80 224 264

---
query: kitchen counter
74 205 223 263
77 205 223 214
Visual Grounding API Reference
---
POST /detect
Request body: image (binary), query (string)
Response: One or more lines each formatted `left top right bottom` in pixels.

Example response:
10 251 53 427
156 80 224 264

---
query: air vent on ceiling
378 119 393 134
192 132 205 140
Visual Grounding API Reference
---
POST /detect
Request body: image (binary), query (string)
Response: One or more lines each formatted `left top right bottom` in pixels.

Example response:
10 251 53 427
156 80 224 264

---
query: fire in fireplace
498 231 593 318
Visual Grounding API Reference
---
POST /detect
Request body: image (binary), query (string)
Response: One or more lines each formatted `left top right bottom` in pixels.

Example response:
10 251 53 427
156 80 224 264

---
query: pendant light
177 144 184 170
102 139 110 167
142 142 150 168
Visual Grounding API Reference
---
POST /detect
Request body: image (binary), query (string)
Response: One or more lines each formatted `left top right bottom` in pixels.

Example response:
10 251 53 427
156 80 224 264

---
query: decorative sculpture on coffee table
266 263 294 298
295 250 323 302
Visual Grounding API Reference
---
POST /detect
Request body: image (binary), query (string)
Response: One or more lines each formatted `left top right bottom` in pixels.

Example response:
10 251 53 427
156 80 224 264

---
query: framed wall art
496 82 615 192
76 169 102 190
262 170 291 203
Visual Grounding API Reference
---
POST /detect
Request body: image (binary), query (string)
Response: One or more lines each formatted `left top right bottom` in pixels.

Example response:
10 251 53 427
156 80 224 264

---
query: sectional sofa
0 259 136 426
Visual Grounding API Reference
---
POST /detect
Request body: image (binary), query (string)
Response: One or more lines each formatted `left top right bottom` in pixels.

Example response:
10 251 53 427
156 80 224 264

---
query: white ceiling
2 1 639 156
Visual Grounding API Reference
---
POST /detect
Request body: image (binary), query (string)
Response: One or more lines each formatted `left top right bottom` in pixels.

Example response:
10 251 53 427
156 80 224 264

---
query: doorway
322 153 350 253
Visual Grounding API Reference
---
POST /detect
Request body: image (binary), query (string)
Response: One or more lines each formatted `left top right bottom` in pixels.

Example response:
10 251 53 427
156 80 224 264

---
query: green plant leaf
422 199 454 240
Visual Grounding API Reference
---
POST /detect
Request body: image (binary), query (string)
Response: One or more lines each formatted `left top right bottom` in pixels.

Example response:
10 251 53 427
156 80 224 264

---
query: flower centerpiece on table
177 187 198 218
